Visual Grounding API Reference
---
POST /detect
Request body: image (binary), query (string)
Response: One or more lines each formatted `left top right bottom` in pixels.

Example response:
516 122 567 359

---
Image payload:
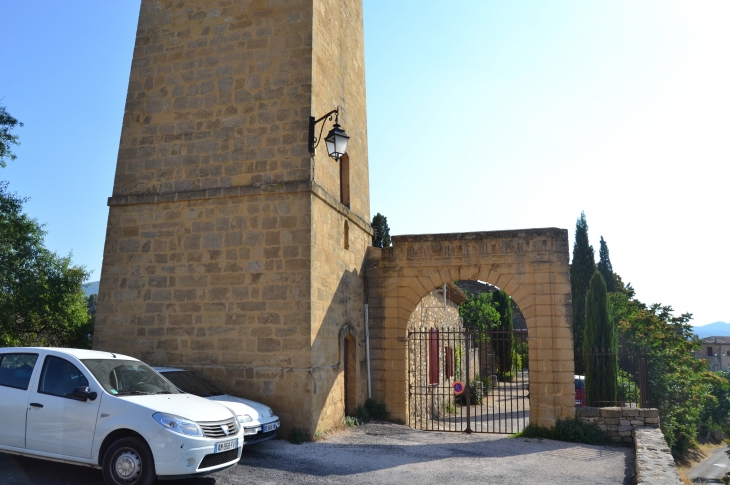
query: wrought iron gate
408 328 529 433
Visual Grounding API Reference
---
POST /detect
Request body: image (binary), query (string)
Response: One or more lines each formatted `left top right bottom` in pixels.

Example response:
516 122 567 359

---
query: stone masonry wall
110 0 314 199
407 289 465 425
308 0 371 434
96 193 315 429
576 406 660 444
309 194 371 433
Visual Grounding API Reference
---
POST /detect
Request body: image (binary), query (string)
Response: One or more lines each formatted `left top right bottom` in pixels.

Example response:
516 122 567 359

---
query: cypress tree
597 236 616 292
570 212 595 357
583 271 617 406
371 213 391 248
493 290 514 381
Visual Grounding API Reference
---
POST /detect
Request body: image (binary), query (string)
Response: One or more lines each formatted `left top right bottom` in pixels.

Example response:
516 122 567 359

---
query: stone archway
365 228 575 428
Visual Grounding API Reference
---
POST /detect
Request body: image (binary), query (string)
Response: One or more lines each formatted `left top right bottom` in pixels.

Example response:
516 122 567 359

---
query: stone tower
94 0 371 435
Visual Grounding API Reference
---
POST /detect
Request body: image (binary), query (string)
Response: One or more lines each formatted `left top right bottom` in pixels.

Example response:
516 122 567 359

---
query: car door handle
29 403 43 408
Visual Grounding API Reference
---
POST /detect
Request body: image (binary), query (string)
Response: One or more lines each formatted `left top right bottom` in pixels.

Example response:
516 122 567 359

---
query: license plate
215 439 237 453
263 422 279 433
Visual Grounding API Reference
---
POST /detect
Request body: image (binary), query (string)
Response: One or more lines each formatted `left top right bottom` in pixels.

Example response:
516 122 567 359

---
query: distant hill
692 321 730 339
83 280 100 297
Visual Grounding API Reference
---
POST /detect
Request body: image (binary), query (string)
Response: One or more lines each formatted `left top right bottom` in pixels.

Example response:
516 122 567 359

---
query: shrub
289 428 309 445
455 380 485 405
354 404 370 423
344 416 361 427
364 399 390 420
512 418 610 446
346 399 389 425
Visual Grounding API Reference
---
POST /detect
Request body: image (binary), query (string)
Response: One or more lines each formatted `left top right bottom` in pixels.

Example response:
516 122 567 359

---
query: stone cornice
108 180 373 235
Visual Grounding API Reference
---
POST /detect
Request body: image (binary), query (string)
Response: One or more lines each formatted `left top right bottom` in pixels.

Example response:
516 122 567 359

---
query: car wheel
102 436 156 485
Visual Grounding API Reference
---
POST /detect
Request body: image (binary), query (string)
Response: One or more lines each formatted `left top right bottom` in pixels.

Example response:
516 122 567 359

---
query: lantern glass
325 124 350 160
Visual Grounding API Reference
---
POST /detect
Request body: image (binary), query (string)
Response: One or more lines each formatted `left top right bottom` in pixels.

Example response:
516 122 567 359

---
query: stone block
600 407 622 418
638 409 659 418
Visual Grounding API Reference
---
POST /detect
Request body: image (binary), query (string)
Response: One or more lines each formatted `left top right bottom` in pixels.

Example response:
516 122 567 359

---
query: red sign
453 381 465 395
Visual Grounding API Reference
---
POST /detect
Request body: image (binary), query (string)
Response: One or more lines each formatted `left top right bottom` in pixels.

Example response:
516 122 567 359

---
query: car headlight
239 414 253 423
153 412 203 437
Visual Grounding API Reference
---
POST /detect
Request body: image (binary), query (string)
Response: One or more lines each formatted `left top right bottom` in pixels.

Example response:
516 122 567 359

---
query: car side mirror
72 386 97 402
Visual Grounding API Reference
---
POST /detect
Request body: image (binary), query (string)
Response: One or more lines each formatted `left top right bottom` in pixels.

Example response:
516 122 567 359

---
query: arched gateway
365 228 575 428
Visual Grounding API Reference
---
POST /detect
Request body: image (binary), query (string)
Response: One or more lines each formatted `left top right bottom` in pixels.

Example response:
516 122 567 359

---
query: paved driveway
0 423 633 485
686 445 730 483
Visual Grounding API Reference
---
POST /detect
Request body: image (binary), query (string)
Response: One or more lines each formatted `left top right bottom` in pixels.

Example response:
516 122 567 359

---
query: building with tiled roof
696 336 730 371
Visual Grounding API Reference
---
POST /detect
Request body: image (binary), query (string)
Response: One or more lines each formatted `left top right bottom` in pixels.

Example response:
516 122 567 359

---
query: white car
154 367 280 444
0 348 244 485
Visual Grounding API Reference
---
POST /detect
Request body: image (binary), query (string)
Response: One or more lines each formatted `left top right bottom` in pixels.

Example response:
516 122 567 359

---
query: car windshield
160 370 223 397
82 359 180 396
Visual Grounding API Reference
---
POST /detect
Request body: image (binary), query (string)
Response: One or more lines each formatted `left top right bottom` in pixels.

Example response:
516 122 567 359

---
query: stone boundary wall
633 427 682 484
576 406 660 443
577 407 681 484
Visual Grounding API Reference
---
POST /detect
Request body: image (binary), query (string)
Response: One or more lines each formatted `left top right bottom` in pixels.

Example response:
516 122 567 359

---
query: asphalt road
0 422 634 485
687 445 730 483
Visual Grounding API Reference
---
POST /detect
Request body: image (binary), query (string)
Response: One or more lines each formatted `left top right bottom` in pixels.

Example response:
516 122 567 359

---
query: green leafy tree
613 280 712 453
597 236 616 292
699 370 730 441
0 182 93 348
0 106 23 168
493 290 514 380
371 213 391 248
87 294 98 315
459 290 500 333
583 271 617 405
570 212 595 358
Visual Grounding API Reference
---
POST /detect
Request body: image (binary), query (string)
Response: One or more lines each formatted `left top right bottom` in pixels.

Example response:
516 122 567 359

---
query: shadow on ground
0 423 634 485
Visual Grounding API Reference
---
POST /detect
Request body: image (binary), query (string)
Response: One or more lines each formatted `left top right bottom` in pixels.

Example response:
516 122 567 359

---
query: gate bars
408 328 529 434
573 347 651 408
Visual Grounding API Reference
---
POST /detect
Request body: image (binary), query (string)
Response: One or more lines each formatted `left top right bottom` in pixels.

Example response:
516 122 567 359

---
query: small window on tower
340 154 350 209
344 220 349 250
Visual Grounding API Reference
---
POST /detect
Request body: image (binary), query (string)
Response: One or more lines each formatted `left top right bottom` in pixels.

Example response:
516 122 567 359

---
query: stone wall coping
391 227 568 243
633 427 682 485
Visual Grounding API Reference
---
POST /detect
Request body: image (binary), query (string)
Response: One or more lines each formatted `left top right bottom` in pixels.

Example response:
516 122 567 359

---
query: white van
0 347 244 485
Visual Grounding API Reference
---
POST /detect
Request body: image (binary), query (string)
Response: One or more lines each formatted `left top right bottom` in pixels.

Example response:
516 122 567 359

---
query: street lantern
324 122 349 161
309 108 350 161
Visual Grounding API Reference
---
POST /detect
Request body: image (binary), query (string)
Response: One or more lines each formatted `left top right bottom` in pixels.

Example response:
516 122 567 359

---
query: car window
0 353 39 390
39 356 89 398
161 370 223 397
82 359 179 396
574 378 585 389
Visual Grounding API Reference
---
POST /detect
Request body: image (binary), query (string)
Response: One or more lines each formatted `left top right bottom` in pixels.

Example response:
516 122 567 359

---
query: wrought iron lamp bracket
308 108 339 154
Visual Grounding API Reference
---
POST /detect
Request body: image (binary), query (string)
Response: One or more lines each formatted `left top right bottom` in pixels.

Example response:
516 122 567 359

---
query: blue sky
2 1 729 325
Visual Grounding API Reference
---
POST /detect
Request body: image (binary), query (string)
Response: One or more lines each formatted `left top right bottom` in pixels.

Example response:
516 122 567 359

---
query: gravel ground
0 422 634 485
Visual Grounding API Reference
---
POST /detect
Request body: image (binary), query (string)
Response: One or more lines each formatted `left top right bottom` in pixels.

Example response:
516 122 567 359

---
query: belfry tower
94 0 371 435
